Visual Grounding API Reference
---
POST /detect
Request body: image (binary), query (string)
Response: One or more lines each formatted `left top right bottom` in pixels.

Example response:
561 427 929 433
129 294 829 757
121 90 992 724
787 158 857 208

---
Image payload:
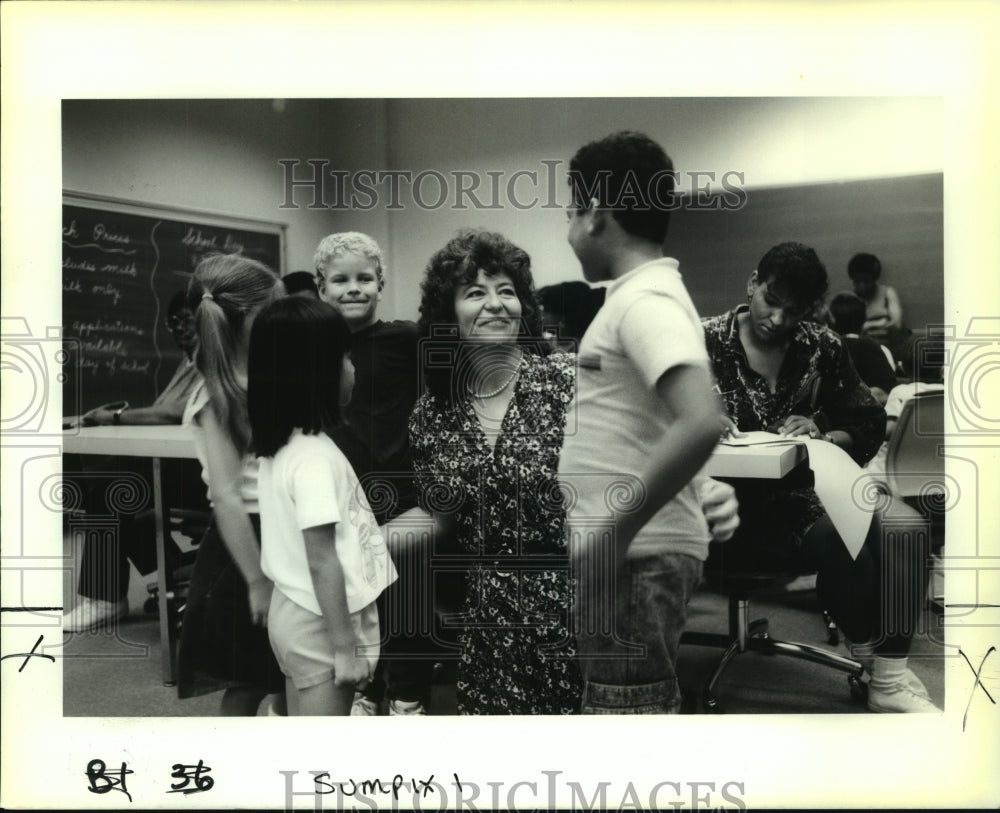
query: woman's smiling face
454 269 523 343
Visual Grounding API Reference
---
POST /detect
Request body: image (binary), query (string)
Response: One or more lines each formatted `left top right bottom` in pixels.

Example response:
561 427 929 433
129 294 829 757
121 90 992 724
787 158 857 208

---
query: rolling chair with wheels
682 560 866 712
681 458 866 712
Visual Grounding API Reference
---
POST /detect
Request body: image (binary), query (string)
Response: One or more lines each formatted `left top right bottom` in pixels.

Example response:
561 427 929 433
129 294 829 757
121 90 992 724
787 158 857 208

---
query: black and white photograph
2 3 998 810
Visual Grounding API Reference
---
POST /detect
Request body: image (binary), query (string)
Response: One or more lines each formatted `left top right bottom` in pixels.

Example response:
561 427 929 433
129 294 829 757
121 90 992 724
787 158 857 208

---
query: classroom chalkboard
62 193 285 415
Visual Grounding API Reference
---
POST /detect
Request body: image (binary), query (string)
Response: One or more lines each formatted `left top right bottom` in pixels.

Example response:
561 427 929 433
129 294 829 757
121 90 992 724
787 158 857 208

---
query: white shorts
268 586 380 689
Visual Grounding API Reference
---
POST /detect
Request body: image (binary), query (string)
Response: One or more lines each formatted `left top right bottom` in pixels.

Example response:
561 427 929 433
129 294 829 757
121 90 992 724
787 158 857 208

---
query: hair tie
202 291 214 301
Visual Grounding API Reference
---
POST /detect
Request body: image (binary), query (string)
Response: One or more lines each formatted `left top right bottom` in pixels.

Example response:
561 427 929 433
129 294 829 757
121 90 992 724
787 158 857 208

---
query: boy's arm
613 364 722 561
303 523 370 686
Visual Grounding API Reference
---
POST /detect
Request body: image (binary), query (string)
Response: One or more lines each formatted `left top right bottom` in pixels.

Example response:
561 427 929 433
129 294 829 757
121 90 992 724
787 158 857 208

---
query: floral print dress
409 352 583 714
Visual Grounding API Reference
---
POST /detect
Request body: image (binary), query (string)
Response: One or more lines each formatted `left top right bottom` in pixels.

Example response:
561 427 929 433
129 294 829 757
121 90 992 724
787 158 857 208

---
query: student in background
535 280 606 352
848 252 912 370
64 291 203 632
282 270 321 299
864 338 946 487
176 254 286 716
703 242 939 712
249 297 397 715
558 131 726 715
828 291 897 404
314 231 429 716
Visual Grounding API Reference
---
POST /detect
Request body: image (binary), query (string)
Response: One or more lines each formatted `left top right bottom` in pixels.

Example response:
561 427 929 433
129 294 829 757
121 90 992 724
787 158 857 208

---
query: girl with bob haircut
248 297 397 715
177 253 286 715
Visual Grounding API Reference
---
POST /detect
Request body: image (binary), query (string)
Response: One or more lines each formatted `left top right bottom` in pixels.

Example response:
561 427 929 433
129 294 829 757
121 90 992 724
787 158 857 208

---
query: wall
63 97 943 325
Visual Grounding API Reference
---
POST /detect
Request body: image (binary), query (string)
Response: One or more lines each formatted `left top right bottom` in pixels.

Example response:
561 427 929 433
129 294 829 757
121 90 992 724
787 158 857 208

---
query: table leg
152 457 176 686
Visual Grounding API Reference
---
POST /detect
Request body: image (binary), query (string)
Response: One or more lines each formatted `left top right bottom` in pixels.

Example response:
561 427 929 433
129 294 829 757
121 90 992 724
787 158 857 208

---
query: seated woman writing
408 228 739 714
702 241 939 713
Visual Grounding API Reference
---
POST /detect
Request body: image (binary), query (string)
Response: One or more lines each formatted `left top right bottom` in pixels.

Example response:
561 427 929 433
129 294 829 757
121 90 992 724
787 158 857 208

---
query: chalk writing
168 760 214 795
86 759 133 802
64 278 83 294
181 227 219 251
63 257 97 273
93 223 132 247
99 261 138 278
90 282 122 306
71 319 145 338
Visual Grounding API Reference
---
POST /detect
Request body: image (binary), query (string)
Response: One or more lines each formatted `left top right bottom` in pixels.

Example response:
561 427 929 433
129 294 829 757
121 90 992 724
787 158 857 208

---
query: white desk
64 424 198 685
703 441 808 480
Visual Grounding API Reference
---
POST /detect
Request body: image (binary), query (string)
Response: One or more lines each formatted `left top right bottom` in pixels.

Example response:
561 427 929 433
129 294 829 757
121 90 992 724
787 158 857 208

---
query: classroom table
703 440 807 480
63 423 197 685
62 426 809 687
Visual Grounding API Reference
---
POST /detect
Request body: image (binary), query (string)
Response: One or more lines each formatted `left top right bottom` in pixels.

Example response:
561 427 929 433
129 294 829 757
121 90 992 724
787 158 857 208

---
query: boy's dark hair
417 228 546 404
756 242 829 310
248 296 352 457
847 252 882 280
536 281 606 342
282 270 320 298
568 130 675 244
167 289 189 317
828 291 866 334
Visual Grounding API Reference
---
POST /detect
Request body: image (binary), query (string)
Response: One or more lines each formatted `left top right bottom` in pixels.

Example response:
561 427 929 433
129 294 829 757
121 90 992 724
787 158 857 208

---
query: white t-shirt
183 380 260 512
258 429 397 616
557 257 712 560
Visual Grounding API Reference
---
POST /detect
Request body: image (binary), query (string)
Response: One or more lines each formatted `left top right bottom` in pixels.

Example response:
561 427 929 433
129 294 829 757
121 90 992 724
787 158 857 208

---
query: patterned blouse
702 306 885 465
702 307 886 548
408 351 582 714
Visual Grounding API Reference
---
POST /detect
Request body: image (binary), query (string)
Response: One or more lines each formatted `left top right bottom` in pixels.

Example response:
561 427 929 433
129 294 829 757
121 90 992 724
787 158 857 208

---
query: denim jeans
573 549 702 714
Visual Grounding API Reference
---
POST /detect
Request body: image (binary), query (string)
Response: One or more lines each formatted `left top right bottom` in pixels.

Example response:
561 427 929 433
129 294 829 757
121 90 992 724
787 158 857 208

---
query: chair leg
698 595 864 713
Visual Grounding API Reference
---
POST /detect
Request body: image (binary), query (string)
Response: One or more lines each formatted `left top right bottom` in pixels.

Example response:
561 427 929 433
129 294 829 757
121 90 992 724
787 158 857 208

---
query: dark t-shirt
329 319 420 523
844 334 897 394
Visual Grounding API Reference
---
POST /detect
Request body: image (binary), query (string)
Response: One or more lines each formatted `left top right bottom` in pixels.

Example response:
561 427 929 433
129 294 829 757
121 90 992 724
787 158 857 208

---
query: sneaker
858 658 932 701
351 694 380 716
63 597 127 633
868 683 941 713
388 699 426 716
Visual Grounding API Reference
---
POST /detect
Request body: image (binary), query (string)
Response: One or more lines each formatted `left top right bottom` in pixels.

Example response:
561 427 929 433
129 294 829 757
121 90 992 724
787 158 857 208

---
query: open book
719 430 806 447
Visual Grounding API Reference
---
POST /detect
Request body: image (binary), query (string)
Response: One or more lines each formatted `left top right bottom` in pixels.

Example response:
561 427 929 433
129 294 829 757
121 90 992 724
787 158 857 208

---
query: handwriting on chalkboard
182 227 245 255
63 197 282 413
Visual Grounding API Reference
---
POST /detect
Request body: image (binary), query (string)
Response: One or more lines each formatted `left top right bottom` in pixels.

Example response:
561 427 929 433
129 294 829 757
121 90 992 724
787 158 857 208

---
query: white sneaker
858 658 932 701
351 694 380 716
63 597 127 633
868 683 941 713
388 699 426 716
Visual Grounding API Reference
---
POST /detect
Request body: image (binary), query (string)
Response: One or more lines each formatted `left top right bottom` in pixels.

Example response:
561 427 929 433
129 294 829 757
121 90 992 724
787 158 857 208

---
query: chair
882 389 946 610
682 566 866 712
883 389 946 526
681 459 866 712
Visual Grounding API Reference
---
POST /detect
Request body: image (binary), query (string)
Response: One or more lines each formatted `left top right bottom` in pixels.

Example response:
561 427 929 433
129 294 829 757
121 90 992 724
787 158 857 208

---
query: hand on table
81 406 115 426
776 414 823 439
719 415 746 440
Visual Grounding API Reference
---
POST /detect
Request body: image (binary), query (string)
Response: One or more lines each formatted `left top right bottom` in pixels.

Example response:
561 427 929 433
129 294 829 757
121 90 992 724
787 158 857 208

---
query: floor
62 578 945 717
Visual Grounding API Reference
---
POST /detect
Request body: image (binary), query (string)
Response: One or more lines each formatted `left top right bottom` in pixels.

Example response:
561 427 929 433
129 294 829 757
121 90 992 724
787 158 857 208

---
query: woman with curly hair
409 229 737 714
409 229 581 714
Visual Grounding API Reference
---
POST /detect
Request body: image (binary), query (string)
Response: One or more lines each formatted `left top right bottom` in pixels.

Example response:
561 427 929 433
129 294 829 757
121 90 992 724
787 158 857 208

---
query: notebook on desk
719 430 804 447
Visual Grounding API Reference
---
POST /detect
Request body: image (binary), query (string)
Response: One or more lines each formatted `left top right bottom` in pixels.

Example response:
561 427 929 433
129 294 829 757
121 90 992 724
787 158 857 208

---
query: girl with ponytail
177 253 287 715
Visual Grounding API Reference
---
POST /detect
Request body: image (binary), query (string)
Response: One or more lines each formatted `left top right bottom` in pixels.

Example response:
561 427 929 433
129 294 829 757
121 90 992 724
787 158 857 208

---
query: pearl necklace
468 359 521 401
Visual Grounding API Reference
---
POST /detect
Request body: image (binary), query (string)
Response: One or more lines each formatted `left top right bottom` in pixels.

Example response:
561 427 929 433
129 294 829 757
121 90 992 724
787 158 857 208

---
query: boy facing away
557 131 725 714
